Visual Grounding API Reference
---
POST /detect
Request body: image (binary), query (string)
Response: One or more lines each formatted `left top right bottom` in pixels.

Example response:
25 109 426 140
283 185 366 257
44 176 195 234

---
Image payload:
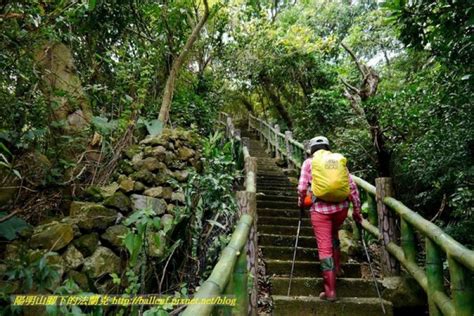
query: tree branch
341 42 365 77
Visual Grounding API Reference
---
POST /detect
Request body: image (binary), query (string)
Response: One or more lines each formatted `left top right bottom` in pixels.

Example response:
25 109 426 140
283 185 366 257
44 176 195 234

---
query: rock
68 270 89 290
82 247 121 279
134 157 164 172
171 192 185 203
70 201 92 215
4 241 26 260
161 187 174 200
339 229 357 263
164 151 177 165
82 185 102 201
144 186 173 199
382 276 426 308
71 203 118 230
154 173 171 186
134 181 146 192
173 170 189 182
130 169 155 185
123 144 141 160
74 233 99 256
60 216 81 237
147 231 167 258
177 147 195 161
62 245 84 270
161 214 174 234
118 160 134 175
100 182 119 199
101 225 128 248
131 152 144 165
18 226 34 239
144 187 164 198
103 192 131 213
30 222 74 251
148 146 167 160
140 135 167 146
166 204 176 215
130 194 167 215
118 177 135 193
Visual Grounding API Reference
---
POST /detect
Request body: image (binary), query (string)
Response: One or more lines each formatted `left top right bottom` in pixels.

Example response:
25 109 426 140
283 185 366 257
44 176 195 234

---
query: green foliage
0 212 31 241
176 132 240 278
1 251 62 315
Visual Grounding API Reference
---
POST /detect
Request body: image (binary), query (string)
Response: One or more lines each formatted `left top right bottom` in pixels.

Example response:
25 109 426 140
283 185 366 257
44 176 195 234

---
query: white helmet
309 136 330 149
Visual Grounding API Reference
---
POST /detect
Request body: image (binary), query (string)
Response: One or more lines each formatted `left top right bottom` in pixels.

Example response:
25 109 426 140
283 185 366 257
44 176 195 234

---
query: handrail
182 215 253 316
247 113 474 316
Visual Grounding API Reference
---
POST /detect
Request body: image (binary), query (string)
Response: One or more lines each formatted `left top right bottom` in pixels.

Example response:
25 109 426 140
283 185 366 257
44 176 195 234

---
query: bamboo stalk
401 218 416 263
182 215 253 316
426 237 444 316
232 250 248 315
367 193 377 226
448 256 473 316
384 197 474 271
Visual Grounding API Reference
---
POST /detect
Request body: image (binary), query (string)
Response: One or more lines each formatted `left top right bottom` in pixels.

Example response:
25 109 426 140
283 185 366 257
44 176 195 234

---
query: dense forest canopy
0 0 472 248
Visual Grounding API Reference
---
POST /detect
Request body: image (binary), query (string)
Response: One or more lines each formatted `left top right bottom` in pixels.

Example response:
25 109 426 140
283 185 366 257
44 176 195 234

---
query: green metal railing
248 113 474 316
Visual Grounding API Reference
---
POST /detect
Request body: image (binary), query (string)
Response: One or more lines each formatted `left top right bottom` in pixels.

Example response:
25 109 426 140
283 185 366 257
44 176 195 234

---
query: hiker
297 136 363 301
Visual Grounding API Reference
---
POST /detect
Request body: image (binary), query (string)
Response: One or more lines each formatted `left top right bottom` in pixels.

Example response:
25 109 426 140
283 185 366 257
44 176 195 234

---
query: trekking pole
360 225 386 314
287 207 304 296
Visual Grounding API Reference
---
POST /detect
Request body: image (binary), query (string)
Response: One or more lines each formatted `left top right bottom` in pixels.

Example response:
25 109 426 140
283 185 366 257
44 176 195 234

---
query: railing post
448 256 473 316
426 237 444 316
259 120 263 142
284 131 293 169
231 250 248 316
375 177 400 276
366 193 377 227
274 125 280 159
265 125 271 153
226 117 232 139
401 218 416 264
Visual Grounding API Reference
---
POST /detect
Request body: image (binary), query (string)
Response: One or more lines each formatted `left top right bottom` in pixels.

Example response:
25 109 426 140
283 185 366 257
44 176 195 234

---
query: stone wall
1 128 201 294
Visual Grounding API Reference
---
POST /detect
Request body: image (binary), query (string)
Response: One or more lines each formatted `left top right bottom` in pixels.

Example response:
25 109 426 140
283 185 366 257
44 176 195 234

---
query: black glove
299 207 305 220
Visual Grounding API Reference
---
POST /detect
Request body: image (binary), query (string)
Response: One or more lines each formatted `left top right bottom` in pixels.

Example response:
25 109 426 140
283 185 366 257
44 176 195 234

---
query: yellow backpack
311 150 350 202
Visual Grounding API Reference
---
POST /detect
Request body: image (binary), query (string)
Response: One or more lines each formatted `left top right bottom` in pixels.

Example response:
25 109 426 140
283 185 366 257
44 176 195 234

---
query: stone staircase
245 133 394 316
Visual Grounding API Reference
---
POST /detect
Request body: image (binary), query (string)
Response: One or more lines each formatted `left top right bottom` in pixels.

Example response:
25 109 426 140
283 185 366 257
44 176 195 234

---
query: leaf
0 142 11 156
144 119 163 136
0 212 30 240
89 0 97 11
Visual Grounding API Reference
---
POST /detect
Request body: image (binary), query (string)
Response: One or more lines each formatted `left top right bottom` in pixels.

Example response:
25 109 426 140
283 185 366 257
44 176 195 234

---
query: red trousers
310 209 348 259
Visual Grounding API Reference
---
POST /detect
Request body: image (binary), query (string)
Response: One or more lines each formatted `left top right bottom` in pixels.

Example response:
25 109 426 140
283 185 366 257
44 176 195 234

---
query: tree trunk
240 96 255 114
158 0 210 125
261 77 293 129
35 42 92 134
341 42 391 177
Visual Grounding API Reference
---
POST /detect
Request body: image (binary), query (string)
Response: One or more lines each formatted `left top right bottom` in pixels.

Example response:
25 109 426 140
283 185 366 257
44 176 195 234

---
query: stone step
257 208 306 218
272 296 393 316
258 190 298 197
259 233 316 248
265 260 362 278
257 194 298 203
257 185 296 191
261 245 317 261
259 225 314 236
257 180 293 186
257 200 298 209
271 277 383 297
258 216 311 226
